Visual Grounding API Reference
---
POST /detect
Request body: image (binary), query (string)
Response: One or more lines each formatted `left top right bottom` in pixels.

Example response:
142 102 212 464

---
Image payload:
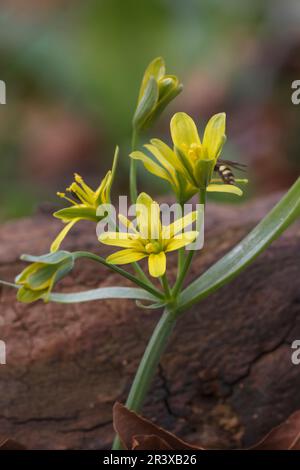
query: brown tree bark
0 192 299 449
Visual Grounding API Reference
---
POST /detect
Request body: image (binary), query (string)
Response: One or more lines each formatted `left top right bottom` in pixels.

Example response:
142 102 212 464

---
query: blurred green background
0 0 300 220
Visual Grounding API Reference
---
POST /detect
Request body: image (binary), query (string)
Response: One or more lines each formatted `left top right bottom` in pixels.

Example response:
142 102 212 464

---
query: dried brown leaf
132 435 173 450
114 403 300 451
0 438 26 450
113 402 202 450
250 411 300 450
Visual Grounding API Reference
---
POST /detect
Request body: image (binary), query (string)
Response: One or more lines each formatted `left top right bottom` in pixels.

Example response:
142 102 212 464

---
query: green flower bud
133 57 182 132
15 251 74 303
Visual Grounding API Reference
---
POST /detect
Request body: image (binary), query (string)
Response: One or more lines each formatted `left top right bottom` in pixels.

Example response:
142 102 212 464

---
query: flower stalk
112 305 178 450
130 129 139 204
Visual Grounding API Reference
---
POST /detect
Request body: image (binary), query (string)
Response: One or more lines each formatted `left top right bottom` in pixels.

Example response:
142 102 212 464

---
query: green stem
172 249 194 298
176 202 185 281
130 129 139 204
112 306 178 450
133 262 156 289
73 251 164 300
161 272 171 300
172 189 206 297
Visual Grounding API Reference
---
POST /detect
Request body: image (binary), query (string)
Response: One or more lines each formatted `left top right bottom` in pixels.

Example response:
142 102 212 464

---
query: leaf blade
0 281 157 304
177 177 300 311
48 287 157 303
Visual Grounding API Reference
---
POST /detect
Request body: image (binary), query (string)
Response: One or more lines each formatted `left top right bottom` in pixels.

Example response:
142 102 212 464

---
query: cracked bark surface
0 192 299 449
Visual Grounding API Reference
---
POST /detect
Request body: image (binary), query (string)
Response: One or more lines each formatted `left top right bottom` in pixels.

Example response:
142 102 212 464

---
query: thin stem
133 262 156 289
130 129 139 204
112 306 178 450
172 189 206 297
129 129 158 289
161 272 171 300
176 202 185 282
199 187 206 205
172 249 194 298
73 251 164 300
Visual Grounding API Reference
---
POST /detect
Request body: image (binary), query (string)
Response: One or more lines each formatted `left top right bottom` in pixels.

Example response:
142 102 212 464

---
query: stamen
145 242 155 253
67 183 91 205
74 174 95 201
56 192 76 205
188 143 202 161
145 241 161 253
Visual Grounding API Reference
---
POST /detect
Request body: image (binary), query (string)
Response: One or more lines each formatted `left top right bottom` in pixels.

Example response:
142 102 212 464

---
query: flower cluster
13 56 247 303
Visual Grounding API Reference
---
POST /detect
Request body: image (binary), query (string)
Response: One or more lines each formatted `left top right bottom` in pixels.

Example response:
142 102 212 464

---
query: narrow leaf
0 282 157 304
48 287 157 303
178 177 300 311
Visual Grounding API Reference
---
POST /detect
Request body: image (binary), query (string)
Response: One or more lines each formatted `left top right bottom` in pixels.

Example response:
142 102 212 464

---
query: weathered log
0 193 299 449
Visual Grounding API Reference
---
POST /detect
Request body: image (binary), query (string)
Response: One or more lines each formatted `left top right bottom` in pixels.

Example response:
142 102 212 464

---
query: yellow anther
145 242 154 253
56 191 76 205
74 173 83 183
145 241 161 253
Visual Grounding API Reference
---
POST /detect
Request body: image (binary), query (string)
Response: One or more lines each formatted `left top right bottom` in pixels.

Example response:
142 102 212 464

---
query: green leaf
0 281 157 304
48 287 157 303
177 177 300 312
135 300 165 310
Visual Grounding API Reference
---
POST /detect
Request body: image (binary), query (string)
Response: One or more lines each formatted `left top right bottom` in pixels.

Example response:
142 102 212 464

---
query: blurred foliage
0 0 299 220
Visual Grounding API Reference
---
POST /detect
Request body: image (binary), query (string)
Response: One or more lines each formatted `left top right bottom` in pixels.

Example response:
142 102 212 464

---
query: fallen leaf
0 438 26 450
113 402 202 450
113 403 300 451
250 411 300 450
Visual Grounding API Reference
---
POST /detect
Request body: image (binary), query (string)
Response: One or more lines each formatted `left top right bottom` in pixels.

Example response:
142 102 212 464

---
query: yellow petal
15 262 43 285
170 112 201 151
150 138 188 176
95 170 112 205
136 192 161 240
163 211 197 239
118 214 138 234
50 219 79 253
207 184 243 196
130 151 173 184
148 252 166 278
165 231 198 252
99 232 142 249
144 143 177 180
106 249 147 265
17 286 46 304
202 113 226 160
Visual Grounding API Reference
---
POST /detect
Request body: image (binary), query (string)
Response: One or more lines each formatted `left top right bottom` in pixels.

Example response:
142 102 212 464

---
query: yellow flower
133 57 182 131
99 193 198 278
130 112 243 202
51 171 112 252
15 251 73 303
